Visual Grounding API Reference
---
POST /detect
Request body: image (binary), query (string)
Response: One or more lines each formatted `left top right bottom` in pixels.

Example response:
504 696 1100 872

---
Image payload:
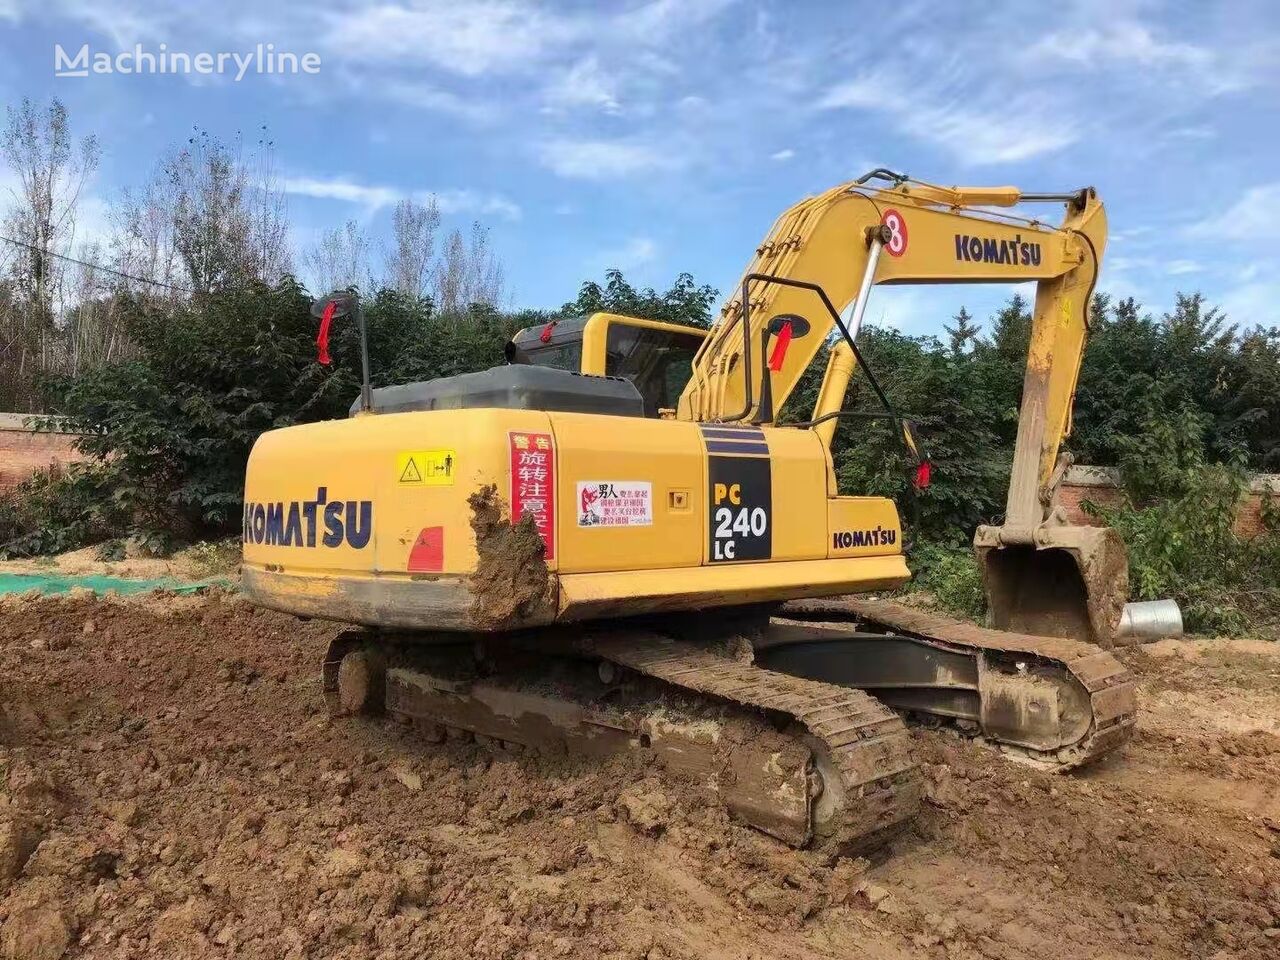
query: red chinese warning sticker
577 481 653 528
509 431 555 560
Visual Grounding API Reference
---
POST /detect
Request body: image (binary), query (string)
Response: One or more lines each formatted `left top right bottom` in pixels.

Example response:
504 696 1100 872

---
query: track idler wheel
322 631 386 716
337 649 386 715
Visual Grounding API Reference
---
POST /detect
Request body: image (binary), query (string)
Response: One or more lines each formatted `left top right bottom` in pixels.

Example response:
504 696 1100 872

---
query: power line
0 233 195 295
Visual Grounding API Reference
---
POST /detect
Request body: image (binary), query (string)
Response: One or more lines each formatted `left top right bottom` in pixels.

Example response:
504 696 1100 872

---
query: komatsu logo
242 487 372 548
955 233 1042 267
833 527 897 550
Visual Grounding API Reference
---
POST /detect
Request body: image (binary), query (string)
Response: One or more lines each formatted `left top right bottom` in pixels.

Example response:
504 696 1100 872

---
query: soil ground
0 591 1277 959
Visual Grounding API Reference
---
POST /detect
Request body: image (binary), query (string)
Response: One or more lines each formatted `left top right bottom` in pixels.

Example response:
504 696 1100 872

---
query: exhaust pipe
1117 599 1183 642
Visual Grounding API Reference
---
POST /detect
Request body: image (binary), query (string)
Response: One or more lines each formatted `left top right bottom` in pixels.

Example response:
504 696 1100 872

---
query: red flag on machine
768 320 793 372
913 460 932 490
316 300 337 366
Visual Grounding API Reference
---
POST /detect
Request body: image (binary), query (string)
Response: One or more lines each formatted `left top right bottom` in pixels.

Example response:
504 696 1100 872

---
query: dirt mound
0 594 1276 958
468 485 556 629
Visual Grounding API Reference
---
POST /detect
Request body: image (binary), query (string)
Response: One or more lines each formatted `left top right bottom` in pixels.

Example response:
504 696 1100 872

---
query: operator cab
507 314 706 418
354 312 707 420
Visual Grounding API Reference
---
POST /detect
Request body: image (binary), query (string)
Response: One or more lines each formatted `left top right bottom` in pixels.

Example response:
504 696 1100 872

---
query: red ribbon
767 320 793 372
316 300 337 366
913 460 932 490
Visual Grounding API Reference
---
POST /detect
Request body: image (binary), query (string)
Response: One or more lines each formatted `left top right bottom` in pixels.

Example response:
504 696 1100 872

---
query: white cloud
1030 21 1212 71
770 148 795 162
537 139 677 180
1219 281 1280 327
374 78 500 123
43 0 171 49
322 0 582 77
282 176 401 211
818 74 1076 165
323 0 738 79
592 236 657 272
1187 183 1280 242
1163 125 1215 141
626 0 739 41
1166 259 1203 276
428 189 522 221
1237 262 1265 284
542 56 621 115
282 175 520 220
1027 17 1266 96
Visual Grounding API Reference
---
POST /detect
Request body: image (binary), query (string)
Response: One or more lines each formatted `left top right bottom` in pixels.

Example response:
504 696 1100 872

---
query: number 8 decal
882 209 908 258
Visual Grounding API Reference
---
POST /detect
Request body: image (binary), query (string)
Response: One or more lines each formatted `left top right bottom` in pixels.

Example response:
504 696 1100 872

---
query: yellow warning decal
396 449 457 486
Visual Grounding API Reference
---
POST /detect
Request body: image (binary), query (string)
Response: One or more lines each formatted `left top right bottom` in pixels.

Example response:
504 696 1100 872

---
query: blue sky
2 0 1278 336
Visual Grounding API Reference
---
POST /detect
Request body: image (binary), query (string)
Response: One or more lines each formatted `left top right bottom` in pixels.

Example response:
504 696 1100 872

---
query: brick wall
1053 464 1280 538
0 413 90 494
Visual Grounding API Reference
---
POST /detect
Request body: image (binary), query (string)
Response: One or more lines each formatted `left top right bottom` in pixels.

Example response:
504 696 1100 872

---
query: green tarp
0 573 229 596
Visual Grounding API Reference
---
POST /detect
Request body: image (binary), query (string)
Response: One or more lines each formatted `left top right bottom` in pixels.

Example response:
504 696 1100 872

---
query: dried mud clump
467 484 557 629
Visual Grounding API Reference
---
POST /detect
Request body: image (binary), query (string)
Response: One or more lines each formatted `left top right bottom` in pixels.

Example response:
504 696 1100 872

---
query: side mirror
311 290 372 414
310 290 359 320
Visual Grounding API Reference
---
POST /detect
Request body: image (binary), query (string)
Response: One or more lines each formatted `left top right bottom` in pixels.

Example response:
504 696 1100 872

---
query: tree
384 196 441 301
110 174 182 296
166 131 253 292
434 222 504 314
160 129 291 292
244 126 292 286
109 130 289 296
303 220 375 296
0 97 100 410
976 293 1034 448
560 269 719 327
944 306 980 355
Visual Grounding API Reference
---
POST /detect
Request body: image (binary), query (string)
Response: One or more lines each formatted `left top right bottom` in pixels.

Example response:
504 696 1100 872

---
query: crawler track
326 627 923 851
581 633 923 850
778 598 1137 769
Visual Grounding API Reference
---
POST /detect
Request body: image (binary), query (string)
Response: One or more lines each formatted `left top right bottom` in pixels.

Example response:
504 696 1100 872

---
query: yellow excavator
241 170 1137 851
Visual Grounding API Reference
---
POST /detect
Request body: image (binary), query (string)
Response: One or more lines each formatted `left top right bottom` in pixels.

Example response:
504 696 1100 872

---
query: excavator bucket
973 523 1129 649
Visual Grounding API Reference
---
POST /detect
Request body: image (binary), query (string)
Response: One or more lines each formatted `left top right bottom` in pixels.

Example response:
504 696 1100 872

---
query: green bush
0 462 131 558
901 541 986 620
1083 401 1280 635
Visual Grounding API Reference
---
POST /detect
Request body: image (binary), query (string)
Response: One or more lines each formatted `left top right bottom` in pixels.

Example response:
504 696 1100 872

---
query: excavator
241 170 1137 851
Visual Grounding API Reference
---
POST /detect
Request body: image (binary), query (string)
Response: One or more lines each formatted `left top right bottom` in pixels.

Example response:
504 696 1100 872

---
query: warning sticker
509 432 556 560
577 481 653 528
882 208 909 258
396 449 457 486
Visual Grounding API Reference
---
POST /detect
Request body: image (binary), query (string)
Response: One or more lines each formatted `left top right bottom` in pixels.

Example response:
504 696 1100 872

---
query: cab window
604 324 704 416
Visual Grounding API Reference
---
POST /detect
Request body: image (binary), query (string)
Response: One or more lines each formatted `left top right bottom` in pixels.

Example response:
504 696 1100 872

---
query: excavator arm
679 173 1105 495
679 171 1126 646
